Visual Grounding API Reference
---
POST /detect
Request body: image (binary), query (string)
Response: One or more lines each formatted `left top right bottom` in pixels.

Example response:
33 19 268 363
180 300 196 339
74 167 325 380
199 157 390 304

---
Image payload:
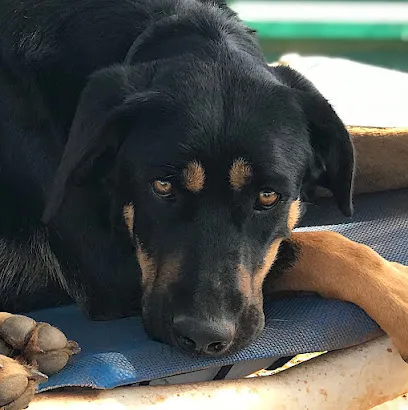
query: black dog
0 0 353 360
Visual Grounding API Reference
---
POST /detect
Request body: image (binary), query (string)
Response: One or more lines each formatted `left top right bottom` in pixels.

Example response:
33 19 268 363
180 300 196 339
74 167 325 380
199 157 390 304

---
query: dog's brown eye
257 190 280 209
152 180 173 197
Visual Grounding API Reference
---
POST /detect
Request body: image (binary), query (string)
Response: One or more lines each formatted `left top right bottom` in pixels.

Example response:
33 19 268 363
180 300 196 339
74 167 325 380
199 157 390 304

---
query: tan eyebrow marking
229 158 253 191
182 161 205 193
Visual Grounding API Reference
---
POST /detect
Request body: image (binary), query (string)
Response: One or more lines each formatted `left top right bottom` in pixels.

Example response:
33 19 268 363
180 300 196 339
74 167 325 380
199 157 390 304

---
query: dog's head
43 15 353 356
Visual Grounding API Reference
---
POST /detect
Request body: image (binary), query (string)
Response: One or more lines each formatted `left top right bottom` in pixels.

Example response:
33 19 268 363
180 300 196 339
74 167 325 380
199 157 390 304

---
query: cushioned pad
33 189 408 391
277 56 408 194
277 55 408 128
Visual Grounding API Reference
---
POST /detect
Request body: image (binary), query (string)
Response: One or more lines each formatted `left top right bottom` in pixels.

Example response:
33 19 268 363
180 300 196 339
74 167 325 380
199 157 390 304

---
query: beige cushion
348 127 408 194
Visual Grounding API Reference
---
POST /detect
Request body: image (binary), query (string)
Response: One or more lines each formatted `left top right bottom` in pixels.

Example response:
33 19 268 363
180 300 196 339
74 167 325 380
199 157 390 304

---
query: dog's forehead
136 116 306 193
180 122 308 196
129 67 309 192
155 57 297 126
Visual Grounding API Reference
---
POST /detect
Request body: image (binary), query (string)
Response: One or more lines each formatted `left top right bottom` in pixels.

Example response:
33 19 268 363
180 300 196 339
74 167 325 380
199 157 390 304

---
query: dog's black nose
172 315 235 356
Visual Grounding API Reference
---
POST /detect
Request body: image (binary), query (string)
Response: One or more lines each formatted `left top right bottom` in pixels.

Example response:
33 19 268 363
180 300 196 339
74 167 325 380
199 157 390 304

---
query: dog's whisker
269 319 292 322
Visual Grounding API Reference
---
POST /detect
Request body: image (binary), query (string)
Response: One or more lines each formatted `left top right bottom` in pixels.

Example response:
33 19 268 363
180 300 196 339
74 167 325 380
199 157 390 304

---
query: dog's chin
226 310 266 356
142 312 173 346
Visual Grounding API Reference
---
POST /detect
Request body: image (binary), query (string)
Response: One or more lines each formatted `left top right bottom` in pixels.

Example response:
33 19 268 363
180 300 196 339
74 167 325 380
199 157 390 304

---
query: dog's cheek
251 199 301 298
136 244 183 297
236 242 281 309
235 252 273 349
288 199 301 231
159 255 183 285
123 203 135 237
136 246 157 297
238 263 253 300
254 239 283 294
136 248 183 337
232 304 265 352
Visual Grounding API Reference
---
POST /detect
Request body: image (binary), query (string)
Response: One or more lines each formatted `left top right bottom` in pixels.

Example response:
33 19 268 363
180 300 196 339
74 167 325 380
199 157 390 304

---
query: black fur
0 0 354 355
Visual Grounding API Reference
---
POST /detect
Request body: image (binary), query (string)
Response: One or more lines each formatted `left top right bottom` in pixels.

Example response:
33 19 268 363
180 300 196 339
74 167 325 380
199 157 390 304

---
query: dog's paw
0 355 46 410
0 313 80 375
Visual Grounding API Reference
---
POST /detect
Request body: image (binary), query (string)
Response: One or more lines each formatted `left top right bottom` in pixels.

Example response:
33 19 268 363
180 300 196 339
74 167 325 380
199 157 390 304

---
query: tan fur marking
229 158 252 191
243 201 301 298
136 246 157 293
123 204 135 237
136 246 182 296
266 231 408 361
238 263 252 297
288 199 301 231
254 239 283 292
160 255 183 284
183 161 205 193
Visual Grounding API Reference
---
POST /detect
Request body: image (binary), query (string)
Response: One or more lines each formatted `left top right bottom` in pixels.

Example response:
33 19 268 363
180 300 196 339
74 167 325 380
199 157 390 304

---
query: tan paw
0 355 46 410
0 313 80 375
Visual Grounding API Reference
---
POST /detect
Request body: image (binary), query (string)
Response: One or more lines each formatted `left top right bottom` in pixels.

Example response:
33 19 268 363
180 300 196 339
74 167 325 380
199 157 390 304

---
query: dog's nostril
207 341 228 354
178 335 196 351
172 315 235 356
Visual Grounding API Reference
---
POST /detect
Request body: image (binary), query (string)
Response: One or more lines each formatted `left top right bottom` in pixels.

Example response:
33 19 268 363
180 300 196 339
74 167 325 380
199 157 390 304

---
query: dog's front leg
45 187 142 320
264 231 408 360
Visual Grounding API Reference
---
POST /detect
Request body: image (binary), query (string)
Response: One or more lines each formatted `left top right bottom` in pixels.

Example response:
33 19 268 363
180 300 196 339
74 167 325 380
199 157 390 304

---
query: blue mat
31 188 408 392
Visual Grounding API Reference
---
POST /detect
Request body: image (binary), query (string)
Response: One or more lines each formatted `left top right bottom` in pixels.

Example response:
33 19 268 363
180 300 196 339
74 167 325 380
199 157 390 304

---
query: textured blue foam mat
31 188 407 391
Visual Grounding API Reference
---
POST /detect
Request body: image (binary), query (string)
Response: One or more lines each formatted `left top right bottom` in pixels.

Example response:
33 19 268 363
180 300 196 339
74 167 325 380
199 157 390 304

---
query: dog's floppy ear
42 66 165 223
271 65 355 216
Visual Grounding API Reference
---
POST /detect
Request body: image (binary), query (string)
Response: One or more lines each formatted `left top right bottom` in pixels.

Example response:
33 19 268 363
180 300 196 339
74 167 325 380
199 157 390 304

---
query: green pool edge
246 22 408 40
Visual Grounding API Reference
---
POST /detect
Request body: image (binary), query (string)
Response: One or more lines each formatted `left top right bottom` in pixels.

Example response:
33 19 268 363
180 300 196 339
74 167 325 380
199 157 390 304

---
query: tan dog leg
0 313 80 409
265 231 408 360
